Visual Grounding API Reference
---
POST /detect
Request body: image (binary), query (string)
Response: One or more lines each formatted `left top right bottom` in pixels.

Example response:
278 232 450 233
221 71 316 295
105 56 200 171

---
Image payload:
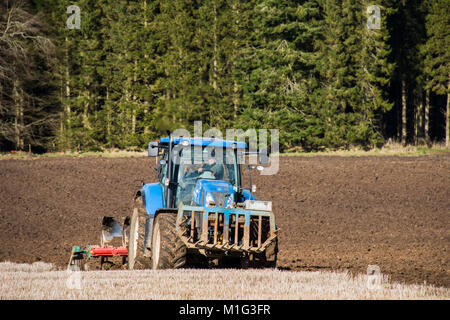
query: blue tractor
88 134 278 270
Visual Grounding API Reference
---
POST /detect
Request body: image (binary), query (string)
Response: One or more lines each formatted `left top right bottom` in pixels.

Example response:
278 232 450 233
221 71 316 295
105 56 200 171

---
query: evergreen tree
422 0 449 147
236 0 322 150
2 1 448 152
313 0 394 149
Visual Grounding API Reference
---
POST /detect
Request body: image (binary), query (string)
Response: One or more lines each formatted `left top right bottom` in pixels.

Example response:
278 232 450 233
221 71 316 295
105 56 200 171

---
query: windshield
174 146 238 205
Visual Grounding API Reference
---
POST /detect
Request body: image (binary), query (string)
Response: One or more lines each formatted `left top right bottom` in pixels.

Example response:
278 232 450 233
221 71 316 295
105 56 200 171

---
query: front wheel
265 238 278 268
241 239 278 269
151 213 187 269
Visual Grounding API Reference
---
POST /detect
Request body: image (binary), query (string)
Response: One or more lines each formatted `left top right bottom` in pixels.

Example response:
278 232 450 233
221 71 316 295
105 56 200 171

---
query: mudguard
140 182 165 216
138 182 165 249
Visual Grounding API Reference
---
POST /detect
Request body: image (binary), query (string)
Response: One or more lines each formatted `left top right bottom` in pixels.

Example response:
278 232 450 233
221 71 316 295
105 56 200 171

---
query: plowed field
0 155 448 287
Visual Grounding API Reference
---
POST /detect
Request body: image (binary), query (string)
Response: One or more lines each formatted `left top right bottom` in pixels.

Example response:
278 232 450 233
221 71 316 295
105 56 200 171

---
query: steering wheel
199 170 216 179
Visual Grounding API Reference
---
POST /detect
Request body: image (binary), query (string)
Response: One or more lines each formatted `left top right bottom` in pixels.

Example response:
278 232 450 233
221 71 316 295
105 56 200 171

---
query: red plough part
67 217 130 270
89 246 128 257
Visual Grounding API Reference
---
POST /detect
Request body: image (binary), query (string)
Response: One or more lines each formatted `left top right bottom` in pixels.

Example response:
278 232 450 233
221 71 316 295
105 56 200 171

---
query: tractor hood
193 179 234 207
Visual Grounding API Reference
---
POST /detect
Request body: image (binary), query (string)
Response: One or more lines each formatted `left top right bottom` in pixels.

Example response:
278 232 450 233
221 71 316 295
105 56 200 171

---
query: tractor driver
183 149 224 180
198 155 224 180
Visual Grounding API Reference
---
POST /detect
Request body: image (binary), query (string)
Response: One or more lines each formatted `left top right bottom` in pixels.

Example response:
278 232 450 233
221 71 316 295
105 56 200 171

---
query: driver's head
203 148 216 165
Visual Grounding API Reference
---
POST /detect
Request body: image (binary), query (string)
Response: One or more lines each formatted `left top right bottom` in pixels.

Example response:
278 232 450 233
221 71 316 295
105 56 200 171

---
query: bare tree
0 0 54 151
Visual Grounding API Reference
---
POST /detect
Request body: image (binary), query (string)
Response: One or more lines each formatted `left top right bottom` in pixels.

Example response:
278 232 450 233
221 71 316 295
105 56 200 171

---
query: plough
67 217 129 270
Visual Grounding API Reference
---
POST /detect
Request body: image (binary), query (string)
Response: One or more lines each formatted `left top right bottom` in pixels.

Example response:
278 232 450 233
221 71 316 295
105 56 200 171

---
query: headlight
205 192 214 205
244 200 272 212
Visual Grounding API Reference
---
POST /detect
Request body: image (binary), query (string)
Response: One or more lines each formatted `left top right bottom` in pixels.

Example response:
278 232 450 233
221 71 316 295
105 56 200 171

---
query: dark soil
0 155 448 287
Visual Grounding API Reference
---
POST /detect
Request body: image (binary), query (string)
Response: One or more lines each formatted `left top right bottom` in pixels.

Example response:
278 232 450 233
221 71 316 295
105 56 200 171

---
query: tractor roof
159 137 247 149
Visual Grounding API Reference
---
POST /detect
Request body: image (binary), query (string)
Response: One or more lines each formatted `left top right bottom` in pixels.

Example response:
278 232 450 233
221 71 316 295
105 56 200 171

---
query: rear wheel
151 213 187 269
128 197 150 270
248 218 278 268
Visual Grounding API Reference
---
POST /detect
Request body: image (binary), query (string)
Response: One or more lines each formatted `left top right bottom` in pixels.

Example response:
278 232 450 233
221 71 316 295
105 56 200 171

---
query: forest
0 0 448 152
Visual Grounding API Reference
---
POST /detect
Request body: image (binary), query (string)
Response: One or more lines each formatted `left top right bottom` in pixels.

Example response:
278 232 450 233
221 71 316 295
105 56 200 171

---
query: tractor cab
177 147 236 207
153 136 265 210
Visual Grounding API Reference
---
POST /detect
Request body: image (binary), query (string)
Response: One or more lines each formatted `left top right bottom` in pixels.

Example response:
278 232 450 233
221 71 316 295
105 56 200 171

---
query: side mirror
258 148 269 165
148 141 159 157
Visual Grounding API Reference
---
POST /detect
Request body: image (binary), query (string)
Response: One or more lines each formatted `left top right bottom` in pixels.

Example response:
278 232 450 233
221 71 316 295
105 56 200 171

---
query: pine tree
99 0 153 148
422 0 449 147
236 0 321 150
313 0 394 149
356 0 394 146
388 0 428 145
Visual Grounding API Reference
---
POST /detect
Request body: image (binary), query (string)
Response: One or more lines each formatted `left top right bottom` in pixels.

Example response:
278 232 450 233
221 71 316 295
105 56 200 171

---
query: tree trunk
424 90 430 146
132 108 136 135
143 2 149 135
14 104 20 150
59 112 64 148
65 62 71 150
19 96 24 150
446 91 449 148
125 86 132 136
401 79 407 146
106 88 111 145
132 59 137 135
413 95 418 145
211 5 216 127
417 90 424 142
143 102 150 135
233 80 239 119
13 79 24 150
107 106 112 144
232 1 240 120
63 80 71 151
83 91 91 130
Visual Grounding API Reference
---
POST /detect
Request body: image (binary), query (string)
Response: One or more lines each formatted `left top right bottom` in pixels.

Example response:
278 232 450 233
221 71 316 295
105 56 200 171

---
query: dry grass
0 262 448 300
0 149 148 160
1 141 449 160
282 141 450 157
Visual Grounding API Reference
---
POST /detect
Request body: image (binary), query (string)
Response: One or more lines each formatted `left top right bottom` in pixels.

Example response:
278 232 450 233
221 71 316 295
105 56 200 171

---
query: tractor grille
211 192 229 207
